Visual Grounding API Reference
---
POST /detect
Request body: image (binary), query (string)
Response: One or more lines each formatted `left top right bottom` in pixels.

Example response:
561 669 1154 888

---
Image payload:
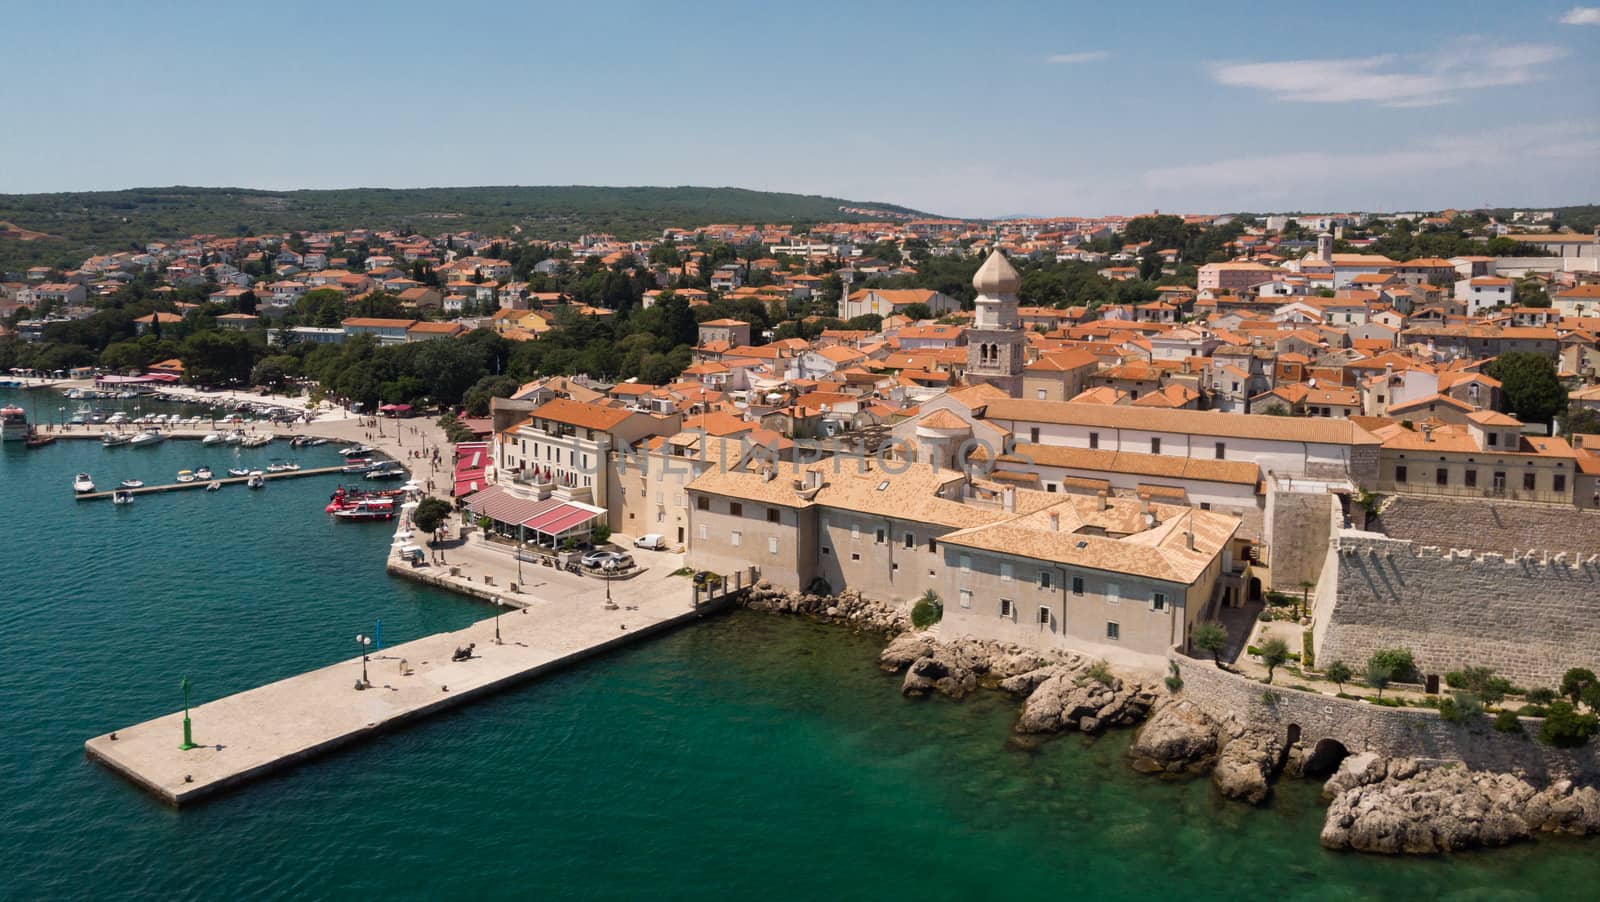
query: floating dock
85 590 729 807
76 465 352 500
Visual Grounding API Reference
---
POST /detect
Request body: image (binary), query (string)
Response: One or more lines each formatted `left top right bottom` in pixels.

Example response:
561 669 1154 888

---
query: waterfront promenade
86 538 715 806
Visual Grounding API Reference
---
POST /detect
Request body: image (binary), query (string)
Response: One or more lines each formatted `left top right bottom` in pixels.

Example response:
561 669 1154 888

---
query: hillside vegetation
0 185 932 272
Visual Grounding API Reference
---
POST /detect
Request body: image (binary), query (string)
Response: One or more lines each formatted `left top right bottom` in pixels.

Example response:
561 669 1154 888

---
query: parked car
580 550 633 570
632 533 666 550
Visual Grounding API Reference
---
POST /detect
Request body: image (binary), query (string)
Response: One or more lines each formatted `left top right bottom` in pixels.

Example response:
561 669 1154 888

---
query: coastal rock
744 587 909 634
1318 760 1568 854
1013 665 1152 735
879 634 940 672
1212 731 1282 804
901 647 978 699
1523 781 1600 835
1128 700 1217 774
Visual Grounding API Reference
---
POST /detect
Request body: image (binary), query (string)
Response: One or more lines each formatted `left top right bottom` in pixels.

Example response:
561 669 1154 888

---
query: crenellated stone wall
1316 531 1600 688
1172 655 1600 782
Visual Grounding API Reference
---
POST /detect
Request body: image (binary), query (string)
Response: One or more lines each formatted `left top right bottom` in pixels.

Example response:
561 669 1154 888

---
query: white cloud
1046 51 1109 64
1209 39 1568 107
1559 7 1600 24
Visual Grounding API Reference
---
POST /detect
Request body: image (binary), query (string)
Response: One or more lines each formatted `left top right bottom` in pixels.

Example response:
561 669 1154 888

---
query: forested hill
0 185 935 271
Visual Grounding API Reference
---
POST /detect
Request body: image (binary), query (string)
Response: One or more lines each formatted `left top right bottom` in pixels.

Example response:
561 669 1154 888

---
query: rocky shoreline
737 582 1600 855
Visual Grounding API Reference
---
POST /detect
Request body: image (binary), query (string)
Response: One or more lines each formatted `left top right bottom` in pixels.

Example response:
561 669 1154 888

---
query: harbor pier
85 550 730 807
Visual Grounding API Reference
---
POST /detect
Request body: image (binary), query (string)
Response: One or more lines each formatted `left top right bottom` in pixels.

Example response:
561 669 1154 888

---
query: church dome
973 249 1020 296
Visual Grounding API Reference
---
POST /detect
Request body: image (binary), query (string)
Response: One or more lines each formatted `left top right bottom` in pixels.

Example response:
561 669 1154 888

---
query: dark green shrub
1246 645 1262 657
1517 704 1550 718
1370 648 1417 683
1164 661 1183 693
1560 668 1597 704
1494 710 1523 735
1527 688 1558 706
1086 660 1115 684
804 576 832 596
1539 701 1599 748
910 590 943 630
1439 696 1463 722
1301 630 1315 668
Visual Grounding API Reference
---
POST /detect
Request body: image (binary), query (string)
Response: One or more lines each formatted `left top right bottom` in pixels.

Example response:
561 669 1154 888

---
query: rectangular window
1039 571 1052 589
1436 468 1448 487
696 496 709 511
1106 621 1120 641
1036 388 1046 400
767 508 780 523
729 502 742 517
1488 433 1499 447
904 532 915 549
1000 562 1013 582
1152 592 1166 612
1554 474 1567 493
1106 583 1121 604
1524 472 1536 491
1072 576 1084 596
1493 471 1506 492
959 589 972 609
999 598 1014 619
1395 465 1408 482
1151 438 1161 454
960 555 971 574
1088 432 1099 450
1215 442 1226 459
1465 470 1478 488
730 530 741 547
768 536 779 555
850 552 860 561
851 524 860 541
1030 427 1040 443
875 528 886 545
821 546 830 555
1200 502 1211 511
1038 606 1051 626
927 538 938 553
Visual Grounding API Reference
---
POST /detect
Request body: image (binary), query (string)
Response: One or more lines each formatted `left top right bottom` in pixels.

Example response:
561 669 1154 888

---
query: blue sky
4 1 1598 217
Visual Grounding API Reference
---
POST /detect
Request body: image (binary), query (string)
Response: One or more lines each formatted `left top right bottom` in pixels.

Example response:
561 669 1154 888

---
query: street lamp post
178 676 197 750
517 524 525 585
494 596 505 644
355 634 372 688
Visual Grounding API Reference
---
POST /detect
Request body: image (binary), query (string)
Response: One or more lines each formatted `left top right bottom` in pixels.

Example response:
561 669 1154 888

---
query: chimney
1097 489 1110 511
806 469 822 490
1048 512 1060 532
1421 423 1433 443
1002 485 1016 512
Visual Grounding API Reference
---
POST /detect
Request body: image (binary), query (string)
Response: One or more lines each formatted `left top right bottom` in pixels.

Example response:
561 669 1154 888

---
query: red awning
522 502 601 536
452 442 489 497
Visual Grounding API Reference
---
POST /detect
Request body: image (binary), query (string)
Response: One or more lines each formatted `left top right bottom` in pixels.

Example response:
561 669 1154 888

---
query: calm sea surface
2 390 1597 900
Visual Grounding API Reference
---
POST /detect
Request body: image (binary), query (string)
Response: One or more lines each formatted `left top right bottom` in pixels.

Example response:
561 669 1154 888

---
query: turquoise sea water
2 391 1598 900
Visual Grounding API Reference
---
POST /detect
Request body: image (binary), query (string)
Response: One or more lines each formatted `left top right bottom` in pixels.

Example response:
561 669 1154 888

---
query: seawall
1172 655 1600 782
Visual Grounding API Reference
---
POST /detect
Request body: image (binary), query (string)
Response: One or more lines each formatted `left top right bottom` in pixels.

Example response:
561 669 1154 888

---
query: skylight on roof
876 480 890 491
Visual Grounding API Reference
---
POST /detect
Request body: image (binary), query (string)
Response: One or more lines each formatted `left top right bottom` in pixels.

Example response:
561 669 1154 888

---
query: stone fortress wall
1315 531 1600 688
1173 655 1600 782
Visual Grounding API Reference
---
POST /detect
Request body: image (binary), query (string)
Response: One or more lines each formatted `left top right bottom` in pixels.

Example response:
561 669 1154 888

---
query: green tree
1559 406 1600 437
411 496 453 537
1259 637 1290 684
1486 352 1565 426
1192 621 1229 667
1324 660 1353 692
1369 648 1417 683
1364 658 1394 699
1561 668 1598 706
1453 666 1507 705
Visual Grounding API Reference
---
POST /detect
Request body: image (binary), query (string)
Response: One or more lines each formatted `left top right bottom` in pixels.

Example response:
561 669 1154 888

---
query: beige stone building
685 460 1240 664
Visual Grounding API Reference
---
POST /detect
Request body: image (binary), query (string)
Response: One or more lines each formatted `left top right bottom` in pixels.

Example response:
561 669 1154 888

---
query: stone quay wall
1316 532 1600 688
1172 655 1600 782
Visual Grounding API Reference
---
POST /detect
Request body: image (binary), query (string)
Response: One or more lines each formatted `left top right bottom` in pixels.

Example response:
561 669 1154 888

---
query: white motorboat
73 473 96 493
129 430 164 447
176 469 196 483
120 479 144 489
227 467 250 478
247 472 266 489
339 444 374 457
241 435 271 448
205 481 222 492
101 433 132 447
112 489 134 505
224 431 245 445
194 466 213 480
202 432 226 445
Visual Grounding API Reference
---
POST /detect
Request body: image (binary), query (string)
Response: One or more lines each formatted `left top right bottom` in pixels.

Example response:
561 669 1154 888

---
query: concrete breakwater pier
75 464 348 500
86 582 730 806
